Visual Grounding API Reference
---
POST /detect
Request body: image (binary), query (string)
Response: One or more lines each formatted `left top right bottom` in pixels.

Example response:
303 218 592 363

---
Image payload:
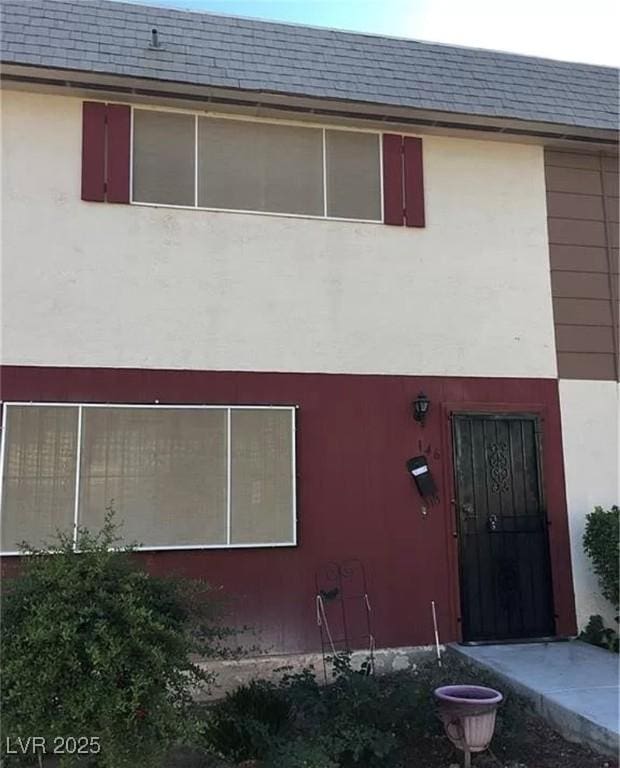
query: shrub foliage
579 614 619 653
583 504 619 608
0 514 233 767
204 653 425 768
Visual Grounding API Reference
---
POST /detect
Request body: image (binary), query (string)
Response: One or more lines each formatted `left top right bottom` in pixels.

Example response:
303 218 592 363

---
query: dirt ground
22 653 619 768
402 707 618 768
168 708 618 768
167 650 618 768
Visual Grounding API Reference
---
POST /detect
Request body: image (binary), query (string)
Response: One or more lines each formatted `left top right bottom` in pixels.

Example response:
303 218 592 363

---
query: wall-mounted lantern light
412 392 430 426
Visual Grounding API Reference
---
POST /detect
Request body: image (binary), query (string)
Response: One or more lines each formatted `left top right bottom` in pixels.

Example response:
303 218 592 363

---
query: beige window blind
230 408 295 545
198 117 324 215
0 404 296 552
0 405 78 551
132 109 195 206
79 407 228 547
325 130 381 220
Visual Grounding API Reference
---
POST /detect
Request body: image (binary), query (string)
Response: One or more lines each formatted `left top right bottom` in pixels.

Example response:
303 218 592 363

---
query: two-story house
1 0 618 656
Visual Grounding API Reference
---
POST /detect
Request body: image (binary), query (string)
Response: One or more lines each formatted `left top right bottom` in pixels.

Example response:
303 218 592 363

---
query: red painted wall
0 366 576 652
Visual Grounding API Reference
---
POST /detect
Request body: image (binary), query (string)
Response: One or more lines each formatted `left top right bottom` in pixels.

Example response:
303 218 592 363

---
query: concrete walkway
450 641 619 757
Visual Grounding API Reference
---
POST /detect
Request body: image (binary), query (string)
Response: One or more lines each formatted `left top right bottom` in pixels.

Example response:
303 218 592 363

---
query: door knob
488 513 498 531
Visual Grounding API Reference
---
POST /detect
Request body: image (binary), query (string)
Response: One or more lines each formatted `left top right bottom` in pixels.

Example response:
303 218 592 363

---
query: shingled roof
1 0 618 132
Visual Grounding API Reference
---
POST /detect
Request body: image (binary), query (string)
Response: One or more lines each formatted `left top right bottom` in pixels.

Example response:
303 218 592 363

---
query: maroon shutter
382 133 404 225
403 137 425 227
81 102 106 202
106 104 131 204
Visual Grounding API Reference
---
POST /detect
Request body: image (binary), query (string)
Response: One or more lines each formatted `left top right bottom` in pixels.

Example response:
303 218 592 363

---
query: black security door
453 414 555 642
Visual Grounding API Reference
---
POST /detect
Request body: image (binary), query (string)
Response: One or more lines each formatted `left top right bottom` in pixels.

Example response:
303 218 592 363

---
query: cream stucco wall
1 89 557 376
560 379 620 629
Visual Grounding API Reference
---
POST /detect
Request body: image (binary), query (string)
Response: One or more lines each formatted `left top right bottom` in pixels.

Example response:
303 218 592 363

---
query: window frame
129 105 385 224
0 402 298 555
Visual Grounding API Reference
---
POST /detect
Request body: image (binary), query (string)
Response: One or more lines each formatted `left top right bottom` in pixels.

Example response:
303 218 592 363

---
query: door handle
488 513 498 532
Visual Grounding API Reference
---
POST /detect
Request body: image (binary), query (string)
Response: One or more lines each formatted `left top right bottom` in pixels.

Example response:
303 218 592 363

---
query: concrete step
449 640 619 757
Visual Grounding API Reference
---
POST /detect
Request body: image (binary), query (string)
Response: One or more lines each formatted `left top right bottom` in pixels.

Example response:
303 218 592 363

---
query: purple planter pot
434 684 503 754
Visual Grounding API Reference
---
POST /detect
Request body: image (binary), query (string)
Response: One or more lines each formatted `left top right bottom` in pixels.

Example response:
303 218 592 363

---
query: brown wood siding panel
605 197 619 223
552 298 612 326
549 245 610 273
545 150 619 380
604 172 619 197
545 166 602 195
551 271 611 299
555 324 615 354
546 192 604 221
556 353 617 380
544 151 601 170
548 218 606 247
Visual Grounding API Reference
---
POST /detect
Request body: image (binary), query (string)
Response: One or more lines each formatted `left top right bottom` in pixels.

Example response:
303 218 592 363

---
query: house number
418 440 440 460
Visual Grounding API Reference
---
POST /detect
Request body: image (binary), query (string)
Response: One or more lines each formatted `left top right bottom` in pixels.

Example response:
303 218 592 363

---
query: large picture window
0 404 296 553
132 109 382 222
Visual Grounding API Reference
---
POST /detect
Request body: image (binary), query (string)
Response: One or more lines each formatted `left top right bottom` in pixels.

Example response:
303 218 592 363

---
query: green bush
284 654 404 768
0 513 234 768
204 653 422 768
579 614 619 653
202 653 528 767
583 504 619 608
264 737 338 768
203 679 291 763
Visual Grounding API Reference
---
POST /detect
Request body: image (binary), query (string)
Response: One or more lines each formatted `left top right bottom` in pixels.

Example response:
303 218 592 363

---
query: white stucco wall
1 89 556 377
560 379 620 629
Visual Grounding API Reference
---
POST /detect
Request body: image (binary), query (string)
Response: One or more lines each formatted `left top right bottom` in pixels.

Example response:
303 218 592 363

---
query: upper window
132 110 382 221
0 404 296 553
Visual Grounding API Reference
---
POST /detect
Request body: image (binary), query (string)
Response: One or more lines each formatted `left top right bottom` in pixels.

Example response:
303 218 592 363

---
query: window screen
230 409 294 545
79 408 228 547
0 404 296 552
0 405 78 551
131 109 384 221
132 110 195 206
198 117 324 215
325 130 381 220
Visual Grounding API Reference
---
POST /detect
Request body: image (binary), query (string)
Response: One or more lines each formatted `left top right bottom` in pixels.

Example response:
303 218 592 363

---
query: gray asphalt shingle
1 0 618 131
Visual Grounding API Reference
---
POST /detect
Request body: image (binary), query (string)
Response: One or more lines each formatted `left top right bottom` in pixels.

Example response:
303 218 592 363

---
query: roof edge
3 62 618 148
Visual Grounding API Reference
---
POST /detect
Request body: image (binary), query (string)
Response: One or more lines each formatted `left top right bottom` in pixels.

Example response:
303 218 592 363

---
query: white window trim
130 105 385 223
0 402 298 555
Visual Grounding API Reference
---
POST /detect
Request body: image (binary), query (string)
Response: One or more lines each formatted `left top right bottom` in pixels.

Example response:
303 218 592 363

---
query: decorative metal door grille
487 442 511 493
453 414 555 642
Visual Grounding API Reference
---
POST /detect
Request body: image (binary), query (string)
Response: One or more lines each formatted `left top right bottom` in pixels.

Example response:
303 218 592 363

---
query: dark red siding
0 366 576 653
81 102 106 202
382 134 404 225
403 137 425 227
106 104 131 204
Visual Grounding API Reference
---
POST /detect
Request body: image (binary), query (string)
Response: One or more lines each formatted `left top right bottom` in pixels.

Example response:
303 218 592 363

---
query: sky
125 0 620 66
